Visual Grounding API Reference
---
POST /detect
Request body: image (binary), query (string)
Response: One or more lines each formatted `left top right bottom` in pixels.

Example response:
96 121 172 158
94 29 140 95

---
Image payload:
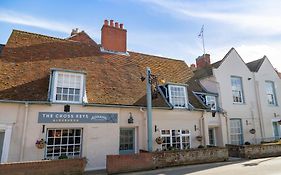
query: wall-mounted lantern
64 104 70 112
128 112 134 124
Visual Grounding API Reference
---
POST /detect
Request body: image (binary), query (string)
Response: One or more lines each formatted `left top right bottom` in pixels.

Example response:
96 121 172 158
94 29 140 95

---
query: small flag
198 25 204 38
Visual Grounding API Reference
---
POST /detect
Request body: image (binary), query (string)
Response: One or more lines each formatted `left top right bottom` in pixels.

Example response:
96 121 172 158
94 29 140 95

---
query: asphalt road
120 156 281 175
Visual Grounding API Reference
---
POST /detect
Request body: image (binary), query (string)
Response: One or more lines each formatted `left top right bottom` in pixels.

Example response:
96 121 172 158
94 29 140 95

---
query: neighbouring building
0 20 227 170
193 48 281 145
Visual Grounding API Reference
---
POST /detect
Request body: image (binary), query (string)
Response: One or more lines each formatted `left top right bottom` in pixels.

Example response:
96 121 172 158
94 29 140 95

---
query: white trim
52 71 84 104
0 124 12 163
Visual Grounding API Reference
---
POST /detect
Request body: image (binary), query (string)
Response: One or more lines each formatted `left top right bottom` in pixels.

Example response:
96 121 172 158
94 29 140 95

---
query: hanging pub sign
38 112 118 123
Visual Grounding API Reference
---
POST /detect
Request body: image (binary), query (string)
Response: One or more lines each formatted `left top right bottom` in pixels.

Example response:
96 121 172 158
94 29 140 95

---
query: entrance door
119 128 135 154
0 131 5 161
273 122 280 139
208 128 216 146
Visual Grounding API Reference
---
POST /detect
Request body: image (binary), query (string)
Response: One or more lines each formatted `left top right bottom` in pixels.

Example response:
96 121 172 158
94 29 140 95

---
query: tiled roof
246 57 265 72
0 44 4 55
0 29 199 108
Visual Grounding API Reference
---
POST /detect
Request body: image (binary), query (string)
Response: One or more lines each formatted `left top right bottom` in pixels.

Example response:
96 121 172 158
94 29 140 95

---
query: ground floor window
161 129 190 150
46 128 82 159
230 119 243 145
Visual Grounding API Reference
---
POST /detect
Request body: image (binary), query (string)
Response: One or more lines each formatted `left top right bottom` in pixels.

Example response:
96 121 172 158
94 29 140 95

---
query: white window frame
265 81 277 106
168 85 188 108
52 71 84 103
160 129 191 150
231 76 244 104
206 95 217 110
45 128 83 159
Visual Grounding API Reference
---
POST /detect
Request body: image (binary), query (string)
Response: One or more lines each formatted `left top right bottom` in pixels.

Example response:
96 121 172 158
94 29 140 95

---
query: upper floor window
206 95 217 110
265 81 277 105
53 71 84 103
231 76 244 103
168 85 188 108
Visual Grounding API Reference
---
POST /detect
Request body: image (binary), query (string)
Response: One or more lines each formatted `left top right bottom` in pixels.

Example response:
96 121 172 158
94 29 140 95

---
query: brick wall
107 148 228 174
0 158 86 175
226 144 281 159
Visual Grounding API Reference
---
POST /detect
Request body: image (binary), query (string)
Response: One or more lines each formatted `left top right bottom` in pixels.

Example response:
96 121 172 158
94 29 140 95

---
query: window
206 95 217 110
46 129 82 159
168 85 188 108
53 71 84 103
230 119 243 145
161 129 190 150
231 76 244 103
266 81 277 105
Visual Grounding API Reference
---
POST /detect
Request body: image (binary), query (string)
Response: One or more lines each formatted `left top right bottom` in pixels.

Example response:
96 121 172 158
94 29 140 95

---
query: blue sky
1 0 281 70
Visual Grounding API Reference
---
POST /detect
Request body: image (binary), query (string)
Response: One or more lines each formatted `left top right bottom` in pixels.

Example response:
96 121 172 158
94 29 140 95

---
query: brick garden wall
0 158 86 175
226 144 281 159
107 148 228 174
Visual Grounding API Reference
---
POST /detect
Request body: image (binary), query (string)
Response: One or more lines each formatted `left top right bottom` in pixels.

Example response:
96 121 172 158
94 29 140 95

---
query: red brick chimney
101 19 127 53
196 54 210 68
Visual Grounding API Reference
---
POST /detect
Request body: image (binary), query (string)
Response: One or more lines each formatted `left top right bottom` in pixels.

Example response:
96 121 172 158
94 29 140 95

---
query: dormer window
194 92 217 111
52 71 85 103
206 95 217 111
168 85 188 108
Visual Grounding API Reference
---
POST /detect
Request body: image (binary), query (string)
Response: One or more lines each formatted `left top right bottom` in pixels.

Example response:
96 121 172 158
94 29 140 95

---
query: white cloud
140 0 281 36
0 9 74 33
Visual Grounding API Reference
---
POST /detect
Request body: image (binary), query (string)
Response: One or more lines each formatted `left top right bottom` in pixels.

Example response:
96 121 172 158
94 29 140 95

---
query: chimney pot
110 20 114 27
104 20 109 26
115 22 119 28
196 54 211 68
120 23 124 29
71 28 79 36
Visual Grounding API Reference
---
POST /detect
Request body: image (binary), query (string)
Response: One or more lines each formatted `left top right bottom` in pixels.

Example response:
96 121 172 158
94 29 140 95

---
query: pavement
84 156 281 175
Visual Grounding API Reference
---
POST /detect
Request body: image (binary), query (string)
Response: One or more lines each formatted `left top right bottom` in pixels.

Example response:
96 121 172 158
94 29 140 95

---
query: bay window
46 128 82 159
161 129 190 150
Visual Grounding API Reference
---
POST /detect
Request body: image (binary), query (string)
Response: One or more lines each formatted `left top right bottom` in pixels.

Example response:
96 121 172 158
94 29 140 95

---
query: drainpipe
222 112 230 144
146 67 153 152
253 73 265 139
20 102 29 161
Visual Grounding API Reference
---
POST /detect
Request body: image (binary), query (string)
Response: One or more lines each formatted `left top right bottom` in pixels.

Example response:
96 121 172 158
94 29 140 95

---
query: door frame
0 124 12 163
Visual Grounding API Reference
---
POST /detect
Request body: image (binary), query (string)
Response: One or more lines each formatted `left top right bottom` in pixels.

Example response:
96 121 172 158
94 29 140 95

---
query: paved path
85 156 281 175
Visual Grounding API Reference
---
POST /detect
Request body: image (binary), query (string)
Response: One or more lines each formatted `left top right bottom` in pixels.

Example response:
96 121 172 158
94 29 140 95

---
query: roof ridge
12 29 67 42
128 51 186 63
